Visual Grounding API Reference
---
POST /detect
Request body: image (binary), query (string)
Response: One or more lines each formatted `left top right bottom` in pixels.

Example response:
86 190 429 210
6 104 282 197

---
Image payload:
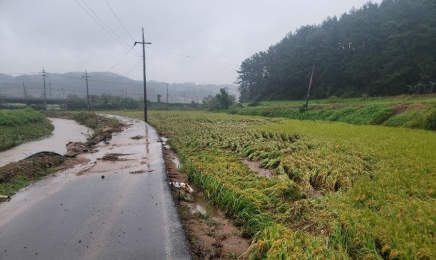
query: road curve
0 116 191 260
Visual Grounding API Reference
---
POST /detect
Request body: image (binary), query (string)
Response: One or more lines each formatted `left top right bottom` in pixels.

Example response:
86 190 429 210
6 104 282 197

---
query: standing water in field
0 118 91 167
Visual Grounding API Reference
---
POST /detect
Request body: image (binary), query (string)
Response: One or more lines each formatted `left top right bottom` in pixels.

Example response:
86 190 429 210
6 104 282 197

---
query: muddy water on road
0 118 91 167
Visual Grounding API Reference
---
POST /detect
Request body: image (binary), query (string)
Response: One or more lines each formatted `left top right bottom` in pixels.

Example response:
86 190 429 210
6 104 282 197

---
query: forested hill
237 0 436 102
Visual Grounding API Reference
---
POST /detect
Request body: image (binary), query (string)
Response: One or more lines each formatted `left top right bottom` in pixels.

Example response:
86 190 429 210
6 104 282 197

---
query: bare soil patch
392 104 409 115
164 147 251 259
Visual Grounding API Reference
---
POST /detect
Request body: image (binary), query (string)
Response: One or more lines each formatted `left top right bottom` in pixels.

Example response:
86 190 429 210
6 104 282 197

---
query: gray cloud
0 0 382 84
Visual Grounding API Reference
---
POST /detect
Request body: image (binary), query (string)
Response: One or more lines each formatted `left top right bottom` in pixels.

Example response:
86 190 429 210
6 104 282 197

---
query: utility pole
166 82 169 110
22 82 28 107
40 68 47 108
304 65 315 111
184 93 185 104
134 28 152 122
49 83 52 99
82 70 91 113
62 88 65 99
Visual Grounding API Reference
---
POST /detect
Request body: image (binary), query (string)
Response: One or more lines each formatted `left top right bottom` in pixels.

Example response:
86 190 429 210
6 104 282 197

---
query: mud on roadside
163 147 251 260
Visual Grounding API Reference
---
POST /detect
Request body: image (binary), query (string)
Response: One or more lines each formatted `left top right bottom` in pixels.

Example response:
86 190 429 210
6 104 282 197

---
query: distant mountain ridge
0 72 238 103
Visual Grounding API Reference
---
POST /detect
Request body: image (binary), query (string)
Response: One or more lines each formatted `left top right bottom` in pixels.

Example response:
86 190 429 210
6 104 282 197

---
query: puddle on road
0 118 91 167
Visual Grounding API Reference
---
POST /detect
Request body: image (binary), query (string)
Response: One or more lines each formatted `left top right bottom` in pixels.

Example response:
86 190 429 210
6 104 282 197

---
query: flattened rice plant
108 110 436 259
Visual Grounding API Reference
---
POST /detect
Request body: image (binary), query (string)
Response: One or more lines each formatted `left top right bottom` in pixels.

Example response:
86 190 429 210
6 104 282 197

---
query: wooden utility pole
166 82 169 110
40 68 47 108
134 28 152 122
82 70 91 113
49 83 52 99
22 82 28 107
304 65 315 111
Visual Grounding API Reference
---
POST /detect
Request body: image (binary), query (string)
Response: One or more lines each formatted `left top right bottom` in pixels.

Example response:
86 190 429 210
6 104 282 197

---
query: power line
74 0 139 55
46 72 139 85
145 46 238 66
124 58 142 75
102 48 129 70
79 0 130 48
105 0 135 41
121 0 142 29
74 0 125 48
106 46 136 72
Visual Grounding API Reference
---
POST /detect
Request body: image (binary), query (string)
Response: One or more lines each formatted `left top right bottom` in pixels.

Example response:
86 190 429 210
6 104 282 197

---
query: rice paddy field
111 110 435 259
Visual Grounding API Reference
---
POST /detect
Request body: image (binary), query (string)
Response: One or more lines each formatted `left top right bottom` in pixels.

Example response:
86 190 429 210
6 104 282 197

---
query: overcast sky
0 0 382 85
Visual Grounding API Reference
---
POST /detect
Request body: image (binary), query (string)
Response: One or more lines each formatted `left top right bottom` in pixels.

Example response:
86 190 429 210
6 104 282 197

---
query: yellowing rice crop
110 110 436 259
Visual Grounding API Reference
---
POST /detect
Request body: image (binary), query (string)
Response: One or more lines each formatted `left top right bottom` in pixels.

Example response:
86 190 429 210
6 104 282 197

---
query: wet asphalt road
0 116 191 260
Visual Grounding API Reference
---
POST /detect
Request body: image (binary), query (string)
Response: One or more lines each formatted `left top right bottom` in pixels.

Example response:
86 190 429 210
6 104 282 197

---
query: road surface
0 116 191 259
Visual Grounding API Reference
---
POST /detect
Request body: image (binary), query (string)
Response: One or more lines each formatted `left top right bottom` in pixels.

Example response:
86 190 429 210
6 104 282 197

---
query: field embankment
232 95 436 131
110 110 435 259
0 109 54 152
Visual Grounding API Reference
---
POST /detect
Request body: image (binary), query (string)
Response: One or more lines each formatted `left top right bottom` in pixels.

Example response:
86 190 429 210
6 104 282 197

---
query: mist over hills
0 72 238 103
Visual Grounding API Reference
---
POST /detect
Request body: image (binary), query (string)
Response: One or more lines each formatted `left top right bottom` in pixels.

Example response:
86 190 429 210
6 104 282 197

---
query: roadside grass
106 110 436 259
0 109 54 152
0 175 30 196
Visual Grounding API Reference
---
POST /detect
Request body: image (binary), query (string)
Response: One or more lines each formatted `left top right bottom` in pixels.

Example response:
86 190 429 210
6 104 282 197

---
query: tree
203 88 235 111
237 0 436 100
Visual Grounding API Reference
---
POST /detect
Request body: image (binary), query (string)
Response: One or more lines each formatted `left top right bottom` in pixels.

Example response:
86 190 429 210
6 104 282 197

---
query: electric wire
75 0 140 56
79 0 130 48
73 0 129 50
145 46 238 66
105 0 135 41
124 58 142 76
102 48 130 70
46 72 138 85
106 46 136 72
121 0 142 29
